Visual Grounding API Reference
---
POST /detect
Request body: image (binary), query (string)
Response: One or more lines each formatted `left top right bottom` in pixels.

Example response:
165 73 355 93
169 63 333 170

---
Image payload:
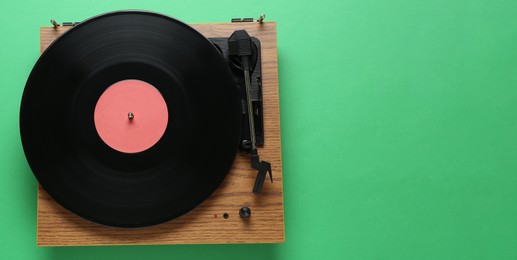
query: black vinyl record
20 11 241 227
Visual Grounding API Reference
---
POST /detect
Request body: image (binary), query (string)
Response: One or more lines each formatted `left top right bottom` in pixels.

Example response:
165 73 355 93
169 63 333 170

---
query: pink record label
94 79 169 153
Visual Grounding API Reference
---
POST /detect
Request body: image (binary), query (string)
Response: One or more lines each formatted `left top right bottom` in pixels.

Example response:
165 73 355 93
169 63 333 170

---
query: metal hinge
50 19 80 28
231 14 265 23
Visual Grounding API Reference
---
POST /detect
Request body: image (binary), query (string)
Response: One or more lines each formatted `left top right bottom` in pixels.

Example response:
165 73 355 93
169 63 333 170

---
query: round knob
239 207 251 218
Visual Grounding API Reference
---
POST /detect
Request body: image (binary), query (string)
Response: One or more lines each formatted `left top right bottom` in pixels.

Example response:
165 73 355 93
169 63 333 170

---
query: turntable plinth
36 21 284 246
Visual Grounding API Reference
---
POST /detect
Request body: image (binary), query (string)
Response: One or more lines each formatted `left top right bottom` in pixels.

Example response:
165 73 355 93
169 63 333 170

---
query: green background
1 0 517 259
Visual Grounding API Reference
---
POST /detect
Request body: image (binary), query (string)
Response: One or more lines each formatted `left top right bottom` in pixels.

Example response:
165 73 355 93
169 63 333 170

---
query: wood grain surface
37 22 284 246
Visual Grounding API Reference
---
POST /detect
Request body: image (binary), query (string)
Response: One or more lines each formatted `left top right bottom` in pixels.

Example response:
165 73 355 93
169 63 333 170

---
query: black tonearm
227 30 272 193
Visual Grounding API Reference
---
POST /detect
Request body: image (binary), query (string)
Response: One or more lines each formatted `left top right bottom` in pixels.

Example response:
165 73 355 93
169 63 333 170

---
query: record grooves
20 11 242 228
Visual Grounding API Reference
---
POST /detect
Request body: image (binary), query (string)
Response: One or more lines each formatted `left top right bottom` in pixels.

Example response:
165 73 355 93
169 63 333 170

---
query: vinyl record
20 11 241 227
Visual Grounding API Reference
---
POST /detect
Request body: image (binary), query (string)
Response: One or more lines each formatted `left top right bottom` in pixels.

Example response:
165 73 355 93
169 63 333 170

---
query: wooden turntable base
37 21 284 246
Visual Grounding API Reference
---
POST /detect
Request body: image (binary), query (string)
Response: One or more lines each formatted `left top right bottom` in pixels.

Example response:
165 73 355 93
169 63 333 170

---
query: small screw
223 213 229 219
128 112 134 120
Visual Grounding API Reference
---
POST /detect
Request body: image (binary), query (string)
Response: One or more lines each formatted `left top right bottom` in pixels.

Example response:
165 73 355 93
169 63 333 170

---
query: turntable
20 11 284 246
